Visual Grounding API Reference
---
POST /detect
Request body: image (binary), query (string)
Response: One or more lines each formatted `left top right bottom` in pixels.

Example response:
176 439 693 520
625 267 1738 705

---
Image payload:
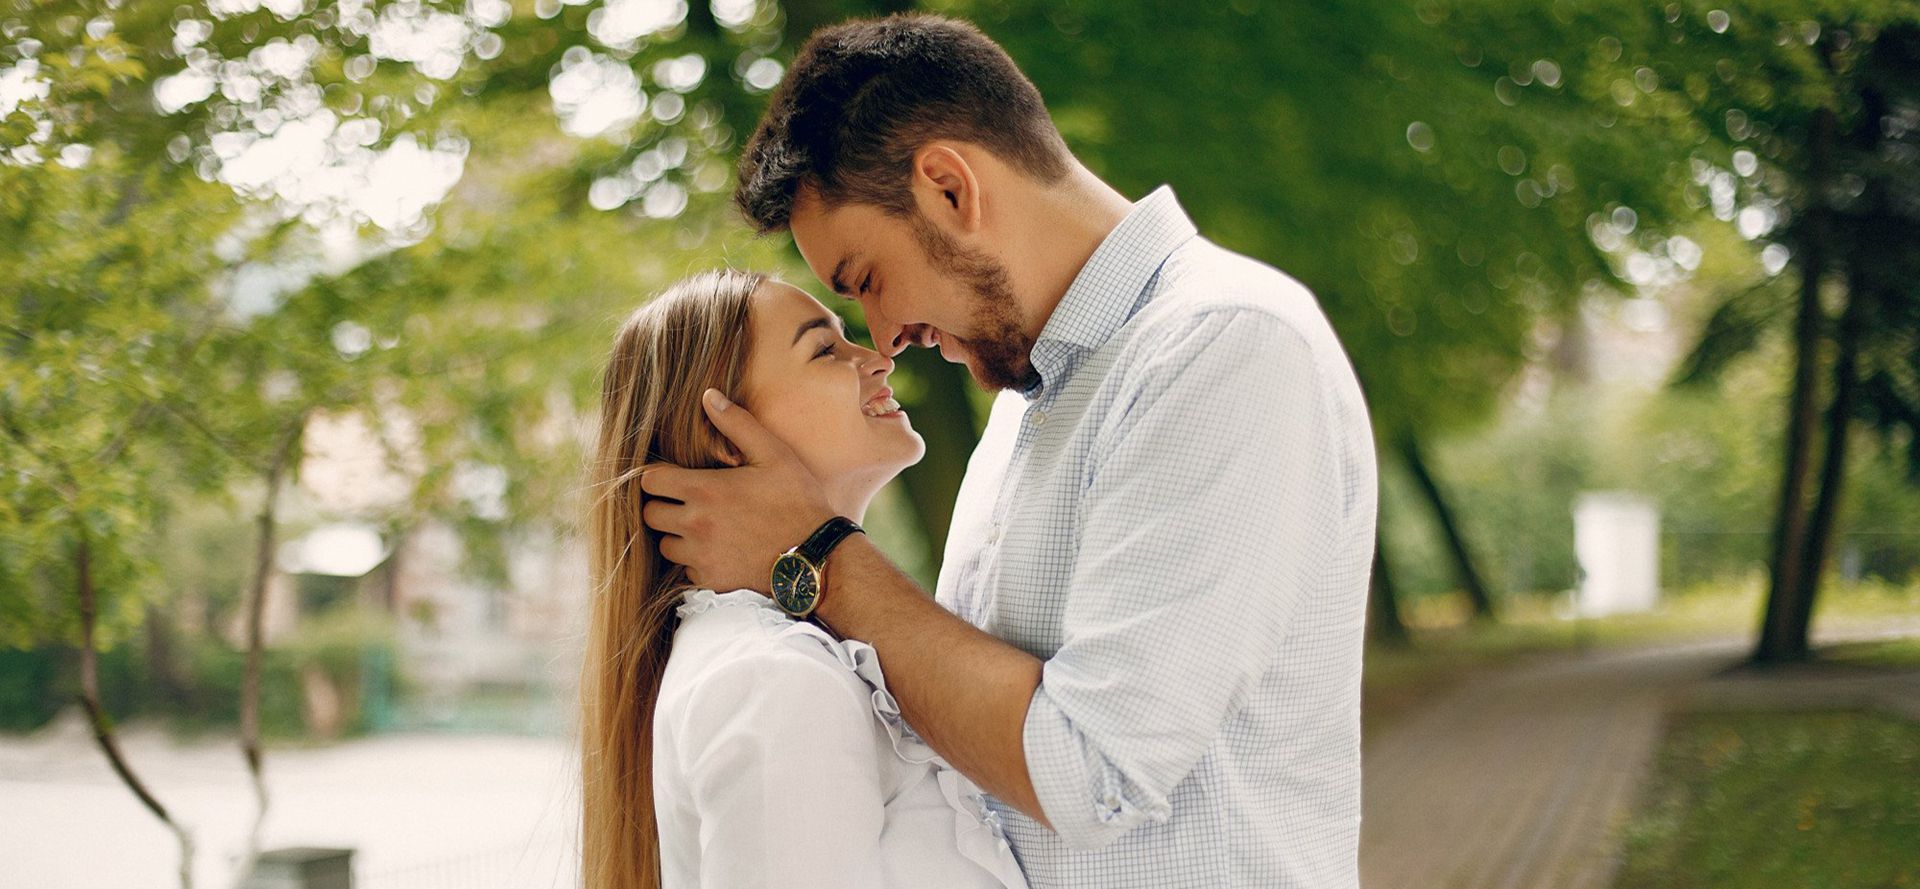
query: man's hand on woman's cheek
638 388 837 594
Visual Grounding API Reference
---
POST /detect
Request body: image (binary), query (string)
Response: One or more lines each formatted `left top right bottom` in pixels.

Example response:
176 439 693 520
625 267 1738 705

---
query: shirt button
986 524 1001 544
1100 792 1121 809
1030 410 1048 427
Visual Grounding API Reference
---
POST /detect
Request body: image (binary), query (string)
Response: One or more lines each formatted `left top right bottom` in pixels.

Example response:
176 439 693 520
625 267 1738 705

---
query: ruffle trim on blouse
675 588 1029 889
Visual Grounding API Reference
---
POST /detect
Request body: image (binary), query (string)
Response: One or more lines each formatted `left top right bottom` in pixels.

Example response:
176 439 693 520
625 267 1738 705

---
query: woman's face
737 281 925 514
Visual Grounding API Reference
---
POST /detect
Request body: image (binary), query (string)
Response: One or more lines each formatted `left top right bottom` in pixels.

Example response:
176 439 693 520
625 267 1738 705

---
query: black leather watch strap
797 516 863 566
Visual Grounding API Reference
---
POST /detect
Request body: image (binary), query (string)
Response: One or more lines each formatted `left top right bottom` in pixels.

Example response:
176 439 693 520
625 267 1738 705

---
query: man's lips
930 328 965 365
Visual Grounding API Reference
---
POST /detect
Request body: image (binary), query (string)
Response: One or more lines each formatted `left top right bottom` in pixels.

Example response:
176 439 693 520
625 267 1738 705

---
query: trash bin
238 847 355 889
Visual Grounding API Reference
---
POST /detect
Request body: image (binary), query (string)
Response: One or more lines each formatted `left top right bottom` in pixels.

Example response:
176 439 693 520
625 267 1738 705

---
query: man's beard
910 214 1041 393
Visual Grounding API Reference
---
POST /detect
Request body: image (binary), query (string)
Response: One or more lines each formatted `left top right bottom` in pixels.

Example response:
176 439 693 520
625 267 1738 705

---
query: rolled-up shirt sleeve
1021 307 1356 851
682 648 889 888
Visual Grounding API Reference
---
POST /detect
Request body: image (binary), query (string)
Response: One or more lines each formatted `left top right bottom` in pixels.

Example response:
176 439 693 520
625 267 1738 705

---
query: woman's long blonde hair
580 269 765 889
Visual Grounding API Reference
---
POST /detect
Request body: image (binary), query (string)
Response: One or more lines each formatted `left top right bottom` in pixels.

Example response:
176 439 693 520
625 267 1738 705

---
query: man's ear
911 143 983 234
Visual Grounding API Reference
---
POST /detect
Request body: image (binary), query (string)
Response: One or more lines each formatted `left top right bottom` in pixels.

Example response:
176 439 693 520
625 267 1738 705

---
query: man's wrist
770 515 863 619
815 531 873 624
796 515 862 563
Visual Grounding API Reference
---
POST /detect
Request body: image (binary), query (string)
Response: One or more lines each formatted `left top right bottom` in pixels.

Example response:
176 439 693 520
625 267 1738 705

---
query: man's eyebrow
828 254 860 296
791 315 846 347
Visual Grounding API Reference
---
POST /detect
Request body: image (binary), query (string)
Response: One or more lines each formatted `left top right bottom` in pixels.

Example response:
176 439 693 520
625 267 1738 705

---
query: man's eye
859 274 872 295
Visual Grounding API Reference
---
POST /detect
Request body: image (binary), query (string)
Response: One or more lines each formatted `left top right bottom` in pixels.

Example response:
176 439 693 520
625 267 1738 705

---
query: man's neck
1009 165 1136 341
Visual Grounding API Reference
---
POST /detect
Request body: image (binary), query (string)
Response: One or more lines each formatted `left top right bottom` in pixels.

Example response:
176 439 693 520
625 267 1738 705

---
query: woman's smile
863 386 905 418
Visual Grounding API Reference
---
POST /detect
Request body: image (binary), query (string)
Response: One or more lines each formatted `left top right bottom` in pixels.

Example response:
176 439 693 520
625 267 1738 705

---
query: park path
1357 627 1920 889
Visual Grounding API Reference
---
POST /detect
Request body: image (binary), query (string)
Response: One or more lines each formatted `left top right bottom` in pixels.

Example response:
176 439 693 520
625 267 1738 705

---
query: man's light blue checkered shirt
934 186 1377 888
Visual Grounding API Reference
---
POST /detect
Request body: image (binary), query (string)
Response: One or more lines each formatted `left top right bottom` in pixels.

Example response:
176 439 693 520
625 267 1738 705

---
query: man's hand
639 388 837 593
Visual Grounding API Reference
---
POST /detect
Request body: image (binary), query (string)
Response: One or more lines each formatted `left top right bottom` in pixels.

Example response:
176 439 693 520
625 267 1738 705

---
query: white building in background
388 520 588 731
1573 492 1662 616
225 404 590 735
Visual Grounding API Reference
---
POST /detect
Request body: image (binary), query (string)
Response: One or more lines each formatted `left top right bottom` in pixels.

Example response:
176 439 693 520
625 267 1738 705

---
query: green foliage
0 644 68 730
0 638 303 736
6 0 1914 698
1401 339 1920 600
1455 1 1920 464
1617 709 1920 889
0 0 812 655
0 145 247 648
947 0 1665 439
0 603 399 736
1388 397 1594 598
1823 634 1920 668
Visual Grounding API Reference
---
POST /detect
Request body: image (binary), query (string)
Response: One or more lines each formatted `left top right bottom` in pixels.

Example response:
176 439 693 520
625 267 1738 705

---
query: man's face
788 188 1040 392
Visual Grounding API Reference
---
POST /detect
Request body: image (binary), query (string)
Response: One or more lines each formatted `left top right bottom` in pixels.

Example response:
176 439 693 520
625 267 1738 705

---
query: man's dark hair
733 14 1072 233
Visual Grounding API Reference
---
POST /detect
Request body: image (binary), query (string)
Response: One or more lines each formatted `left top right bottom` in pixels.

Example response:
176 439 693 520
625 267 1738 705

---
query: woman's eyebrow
791 315 846 347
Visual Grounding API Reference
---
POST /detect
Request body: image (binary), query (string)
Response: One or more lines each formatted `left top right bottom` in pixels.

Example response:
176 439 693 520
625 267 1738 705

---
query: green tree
942 0 1695 627
0 0 814 883
1454 0 1920 661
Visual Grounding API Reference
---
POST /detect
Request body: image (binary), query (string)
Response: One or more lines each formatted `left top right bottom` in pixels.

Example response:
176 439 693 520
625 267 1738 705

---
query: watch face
770 553 820 616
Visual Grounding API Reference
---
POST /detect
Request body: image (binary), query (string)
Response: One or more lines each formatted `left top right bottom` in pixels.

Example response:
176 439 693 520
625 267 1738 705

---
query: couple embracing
578 14 1377 889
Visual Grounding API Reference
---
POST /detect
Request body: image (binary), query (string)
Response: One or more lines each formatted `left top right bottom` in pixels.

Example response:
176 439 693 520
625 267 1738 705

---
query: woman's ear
691 418 744 469
709 386 747 467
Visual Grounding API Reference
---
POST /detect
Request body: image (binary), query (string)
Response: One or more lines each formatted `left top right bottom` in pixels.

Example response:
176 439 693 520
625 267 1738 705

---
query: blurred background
3 0 1917 887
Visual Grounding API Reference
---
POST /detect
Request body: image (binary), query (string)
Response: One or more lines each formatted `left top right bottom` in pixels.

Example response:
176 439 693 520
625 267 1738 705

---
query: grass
1613 709 1920 889
1822 635 1920 669
1362 576 1920 731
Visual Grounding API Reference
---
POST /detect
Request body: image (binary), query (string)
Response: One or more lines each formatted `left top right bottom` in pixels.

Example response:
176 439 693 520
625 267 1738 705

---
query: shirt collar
1024 185 1198 399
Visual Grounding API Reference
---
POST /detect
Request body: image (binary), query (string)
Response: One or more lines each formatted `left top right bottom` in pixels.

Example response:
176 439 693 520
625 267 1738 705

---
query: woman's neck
824 482 877 526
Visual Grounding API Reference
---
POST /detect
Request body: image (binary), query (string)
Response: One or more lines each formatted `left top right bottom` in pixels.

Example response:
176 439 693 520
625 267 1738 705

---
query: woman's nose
860 345 895 376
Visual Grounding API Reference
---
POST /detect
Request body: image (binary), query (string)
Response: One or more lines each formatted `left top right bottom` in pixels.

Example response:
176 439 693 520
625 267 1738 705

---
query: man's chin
938 344 985 387
940 339 1030 392
954 356 996 391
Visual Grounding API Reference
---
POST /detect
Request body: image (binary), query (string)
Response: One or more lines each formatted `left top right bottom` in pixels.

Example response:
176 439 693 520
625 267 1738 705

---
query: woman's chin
879 429 928 473
863 410 924 455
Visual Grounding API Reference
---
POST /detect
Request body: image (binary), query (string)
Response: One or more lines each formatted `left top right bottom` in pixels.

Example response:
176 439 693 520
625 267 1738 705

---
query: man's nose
866 307 919 358
887 324 929 356
875 324 909 358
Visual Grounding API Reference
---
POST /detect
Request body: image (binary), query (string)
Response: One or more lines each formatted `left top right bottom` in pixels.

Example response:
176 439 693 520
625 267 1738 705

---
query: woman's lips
863 386 903 418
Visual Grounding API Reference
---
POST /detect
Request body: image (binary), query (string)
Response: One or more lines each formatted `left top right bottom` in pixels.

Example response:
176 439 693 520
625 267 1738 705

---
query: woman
579 269 1028 889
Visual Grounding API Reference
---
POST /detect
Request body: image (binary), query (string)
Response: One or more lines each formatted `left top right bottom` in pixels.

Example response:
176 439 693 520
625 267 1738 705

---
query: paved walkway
1357 630 1920 889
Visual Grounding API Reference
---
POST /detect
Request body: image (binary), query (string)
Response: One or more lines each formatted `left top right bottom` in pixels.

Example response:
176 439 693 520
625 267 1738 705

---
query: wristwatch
769 516 864 619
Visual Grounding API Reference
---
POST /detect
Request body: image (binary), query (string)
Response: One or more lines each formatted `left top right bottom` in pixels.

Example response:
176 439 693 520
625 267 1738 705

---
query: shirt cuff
1022 679 1174 852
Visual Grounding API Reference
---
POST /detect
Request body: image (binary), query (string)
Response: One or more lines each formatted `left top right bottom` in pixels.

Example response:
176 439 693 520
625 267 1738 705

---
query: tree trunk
1756 105 1836 663
76 530 196 889
234 419 302 884
1399 434 1498 621
1771 281 1868 661
1368 526 1410 646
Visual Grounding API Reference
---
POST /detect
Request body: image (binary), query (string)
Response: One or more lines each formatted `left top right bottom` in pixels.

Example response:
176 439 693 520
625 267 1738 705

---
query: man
639 14 1377 888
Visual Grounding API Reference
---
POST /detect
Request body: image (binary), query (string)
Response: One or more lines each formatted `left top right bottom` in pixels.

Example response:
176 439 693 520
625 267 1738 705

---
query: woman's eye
814 340 836 360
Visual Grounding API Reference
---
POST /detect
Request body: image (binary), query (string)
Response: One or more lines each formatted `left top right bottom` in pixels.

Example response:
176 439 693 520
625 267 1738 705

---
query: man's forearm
818 534 1054 830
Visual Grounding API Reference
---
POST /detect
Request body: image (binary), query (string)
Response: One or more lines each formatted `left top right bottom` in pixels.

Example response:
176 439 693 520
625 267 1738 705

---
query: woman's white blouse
652 587 1029 889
